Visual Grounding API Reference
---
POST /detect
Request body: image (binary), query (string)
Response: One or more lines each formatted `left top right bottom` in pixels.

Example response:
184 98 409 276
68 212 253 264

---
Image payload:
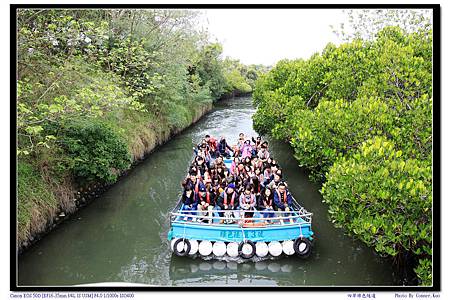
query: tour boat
167 154 314 259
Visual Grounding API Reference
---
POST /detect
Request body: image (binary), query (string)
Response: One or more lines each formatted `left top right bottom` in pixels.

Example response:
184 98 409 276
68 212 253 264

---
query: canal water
18 96 398 286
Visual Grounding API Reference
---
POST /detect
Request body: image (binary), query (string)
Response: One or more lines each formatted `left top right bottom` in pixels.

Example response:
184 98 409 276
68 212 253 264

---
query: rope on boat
240 213 246 243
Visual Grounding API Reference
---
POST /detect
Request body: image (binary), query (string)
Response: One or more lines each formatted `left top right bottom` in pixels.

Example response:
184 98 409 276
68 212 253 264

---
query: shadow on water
18 96 399 286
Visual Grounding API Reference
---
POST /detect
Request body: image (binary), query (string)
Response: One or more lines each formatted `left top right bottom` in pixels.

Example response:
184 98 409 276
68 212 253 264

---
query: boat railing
170 209 312 226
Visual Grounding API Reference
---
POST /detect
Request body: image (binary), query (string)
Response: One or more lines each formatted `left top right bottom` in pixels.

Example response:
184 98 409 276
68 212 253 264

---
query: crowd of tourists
180 133 296 224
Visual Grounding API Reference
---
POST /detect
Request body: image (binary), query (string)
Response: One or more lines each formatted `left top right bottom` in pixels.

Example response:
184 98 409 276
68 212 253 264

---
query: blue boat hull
168 221 313 243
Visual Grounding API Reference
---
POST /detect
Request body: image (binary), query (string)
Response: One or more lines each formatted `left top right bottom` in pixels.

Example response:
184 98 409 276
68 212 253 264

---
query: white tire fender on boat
255 242 269 257
198 240 213 256
226 242 239 257
188 239 199 255
282 240 295 255
268 241 283 257
212 241 227 256
170 239 177 252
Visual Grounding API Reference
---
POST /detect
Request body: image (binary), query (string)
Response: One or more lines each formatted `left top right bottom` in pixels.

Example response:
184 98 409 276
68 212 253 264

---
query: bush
285 97 395 177
252 26 433 284
59 119 131 183
322 137 432 260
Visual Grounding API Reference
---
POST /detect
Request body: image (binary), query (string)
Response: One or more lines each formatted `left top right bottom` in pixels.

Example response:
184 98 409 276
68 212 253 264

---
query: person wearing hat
216 183 239 224
196 183 216 224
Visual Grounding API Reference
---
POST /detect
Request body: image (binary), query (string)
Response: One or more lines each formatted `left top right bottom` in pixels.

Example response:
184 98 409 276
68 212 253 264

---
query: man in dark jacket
273 182 294 224
181 185 197 221
218 137 233 158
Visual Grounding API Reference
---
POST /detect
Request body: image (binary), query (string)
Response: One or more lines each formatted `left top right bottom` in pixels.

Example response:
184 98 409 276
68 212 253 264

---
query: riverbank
17 101 213 254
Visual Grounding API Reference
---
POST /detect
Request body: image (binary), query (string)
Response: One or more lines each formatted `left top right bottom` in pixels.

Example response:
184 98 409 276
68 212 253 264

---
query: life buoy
238 240 256 259
294 237 312 258
173 238 191 257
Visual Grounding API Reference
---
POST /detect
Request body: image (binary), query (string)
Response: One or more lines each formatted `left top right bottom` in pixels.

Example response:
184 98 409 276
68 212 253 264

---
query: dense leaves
58 119 131 183
253 26 432 285
322 137 432 265
16 9 264 246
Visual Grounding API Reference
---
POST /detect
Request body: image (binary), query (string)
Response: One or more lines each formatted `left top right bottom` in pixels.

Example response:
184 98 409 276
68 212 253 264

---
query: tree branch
306 84 328 107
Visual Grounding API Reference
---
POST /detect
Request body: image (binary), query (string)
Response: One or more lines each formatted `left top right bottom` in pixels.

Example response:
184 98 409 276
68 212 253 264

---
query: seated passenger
205 134 219 158
257 143 270 163
252 136 262 150
237 132 245 148
251 156 262 171
250 175 263 198
217 183 239 224
218 137 233 158
273 182 294 224
216 165 225 181
230 157 240 175
259 187 275 224
241 140 253 159
196 185 216 224
188 171 205 194
197 143 212 167
194 139 208 155
235 161 246 177
215 155 226 170
182 171 198 191
262 164 272 186
255 168 265 186
267 169 284 190
239 185 256 220
245 165 254 178
181 185 197 221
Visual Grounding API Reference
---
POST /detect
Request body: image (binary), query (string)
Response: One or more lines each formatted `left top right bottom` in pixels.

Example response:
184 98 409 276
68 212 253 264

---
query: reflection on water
18 97 398 286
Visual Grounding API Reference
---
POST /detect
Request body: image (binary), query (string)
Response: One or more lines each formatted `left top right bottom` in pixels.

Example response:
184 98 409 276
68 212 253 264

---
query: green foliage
286 97 395 176
58 119 132 183
17 161 57 241
415 258 432 286
322 137 431 262
194 43 227 99
222 57 265 95
253 25 432 285
224 69 252 94
16 8 267 246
